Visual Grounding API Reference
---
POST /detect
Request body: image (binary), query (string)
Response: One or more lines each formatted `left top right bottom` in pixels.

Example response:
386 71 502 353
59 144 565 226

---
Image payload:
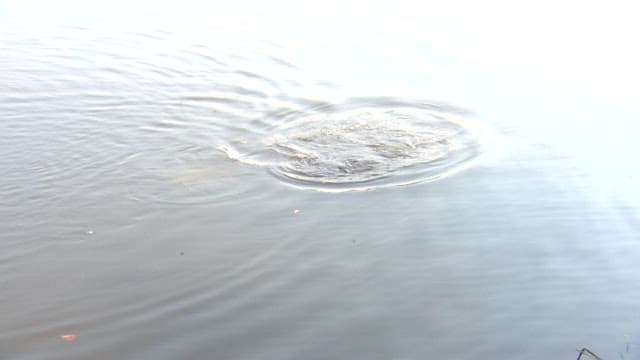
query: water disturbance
2 3 640 360
218 99 483 192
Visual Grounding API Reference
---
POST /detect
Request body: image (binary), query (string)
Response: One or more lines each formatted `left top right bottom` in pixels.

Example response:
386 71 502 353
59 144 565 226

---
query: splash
220 99 487 192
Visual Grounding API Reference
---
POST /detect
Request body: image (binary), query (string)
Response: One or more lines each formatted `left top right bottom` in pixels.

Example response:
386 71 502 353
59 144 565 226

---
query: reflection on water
1 2 640 360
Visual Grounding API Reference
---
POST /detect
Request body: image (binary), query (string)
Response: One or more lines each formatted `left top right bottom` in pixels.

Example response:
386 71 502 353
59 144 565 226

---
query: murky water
2 2 640 360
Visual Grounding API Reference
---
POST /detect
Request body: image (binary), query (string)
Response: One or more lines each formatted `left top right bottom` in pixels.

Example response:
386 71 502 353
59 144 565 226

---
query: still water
2 1 639 359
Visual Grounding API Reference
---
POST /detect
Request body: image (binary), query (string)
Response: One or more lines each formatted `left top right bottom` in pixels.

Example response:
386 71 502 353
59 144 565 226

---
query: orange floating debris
60 334 76 341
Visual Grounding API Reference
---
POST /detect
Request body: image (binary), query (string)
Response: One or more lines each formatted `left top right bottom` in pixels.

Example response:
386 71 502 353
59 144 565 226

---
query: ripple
118 151 256 205
219 99 487 192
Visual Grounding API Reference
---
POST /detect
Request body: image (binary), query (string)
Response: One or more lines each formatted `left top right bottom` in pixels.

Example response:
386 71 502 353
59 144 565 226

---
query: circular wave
118 150 256 205
219 99 486 192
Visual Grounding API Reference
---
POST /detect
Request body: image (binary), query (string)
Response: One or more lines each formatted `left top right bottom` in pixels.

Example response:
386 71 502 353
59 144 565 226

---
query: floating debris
60 334 76 341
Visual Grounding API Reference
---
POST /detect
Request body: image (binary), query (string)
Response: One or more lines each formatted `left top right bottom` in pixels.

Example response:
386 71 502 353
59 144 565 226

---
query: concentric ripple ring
219 99 487 192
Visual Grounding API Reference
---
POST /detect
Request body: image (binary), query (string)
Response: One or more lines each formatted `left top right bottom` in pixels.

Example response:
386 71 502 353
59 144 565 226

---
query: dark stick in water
576 348 603 360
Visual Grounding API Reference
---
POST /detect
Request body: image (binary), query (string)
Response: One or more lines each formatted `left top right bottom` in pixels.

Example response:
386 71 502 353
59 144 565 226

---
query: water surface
1 2 640 360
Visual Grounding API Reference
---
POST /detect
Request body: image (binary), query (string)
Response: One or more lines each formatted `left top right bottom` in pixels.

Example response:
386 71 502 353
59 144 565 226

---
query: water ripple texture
219 99 485 192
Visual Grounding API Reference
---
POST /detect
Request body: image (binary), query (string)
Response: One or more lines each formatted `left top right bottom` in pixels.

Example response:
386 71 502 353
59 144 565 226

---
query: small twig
577 348 603 360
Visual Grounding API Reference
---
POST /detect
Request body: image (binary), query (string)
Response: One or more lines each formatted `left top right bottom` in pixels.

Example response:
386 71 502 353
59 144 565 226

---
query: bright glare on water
1 1 640 360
